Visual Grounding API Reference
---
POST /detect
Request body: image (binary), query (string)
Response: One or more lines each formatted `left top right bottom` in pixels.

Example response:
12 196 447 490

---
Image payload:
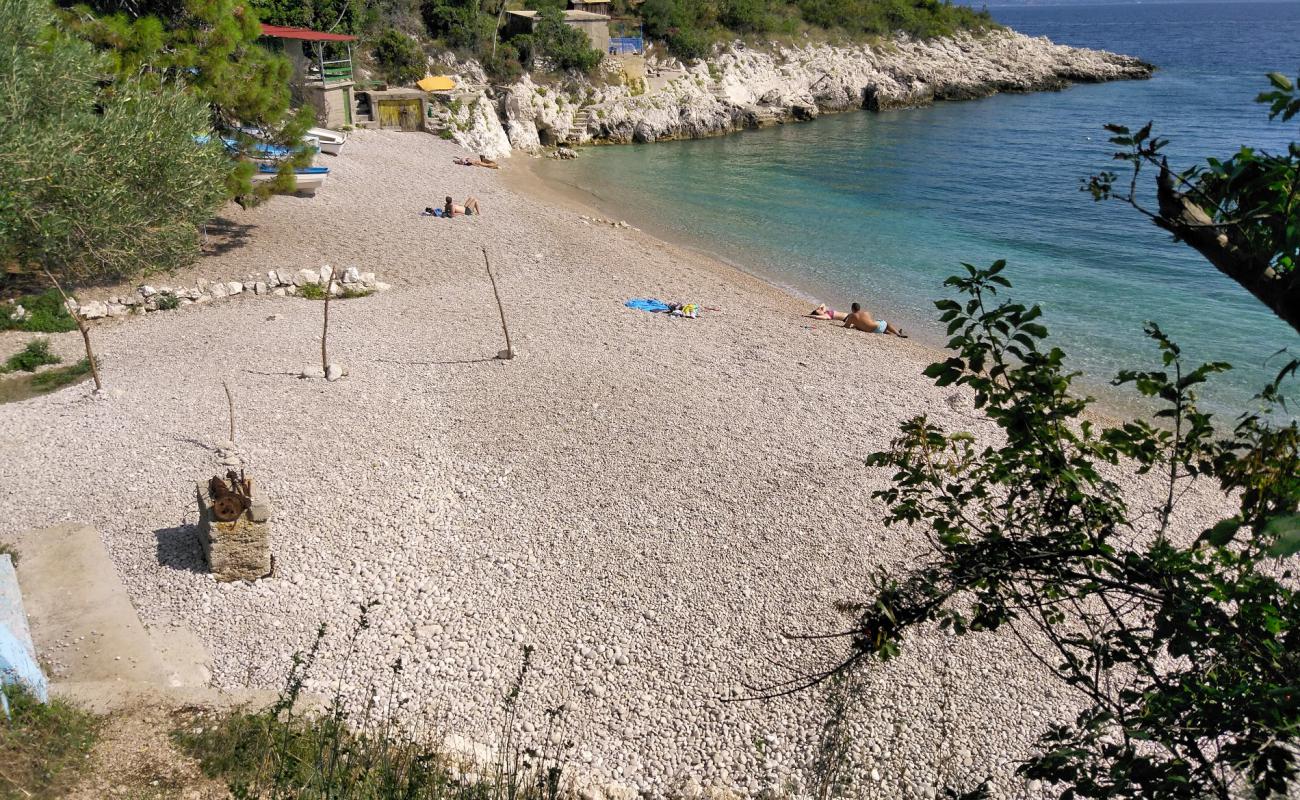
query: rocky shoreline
446 29 1152 157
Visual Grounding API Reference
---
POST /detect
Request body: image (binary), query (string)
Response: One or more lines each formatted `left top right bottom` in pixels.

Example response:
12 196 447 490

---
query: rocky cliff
444 29 1152 158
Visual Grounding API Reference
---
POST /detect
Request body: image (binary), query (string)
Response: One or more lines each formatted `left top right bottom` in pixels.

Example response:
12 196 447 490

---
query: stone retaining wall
65 267 393 321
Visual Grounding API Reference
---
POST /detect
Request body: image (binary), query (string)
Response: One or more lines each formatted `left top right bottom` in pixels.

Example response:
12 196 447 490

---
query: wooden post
40 266 101 392
321 266 335 374
222 380 236 444
481 247 514 359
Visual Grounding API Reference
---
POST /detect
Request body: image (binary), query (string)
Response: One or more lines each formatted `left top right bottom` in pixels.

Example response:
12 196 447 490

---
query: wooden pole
481 247 513 359
41 266 101 392
321 266 335 374
222 380 236 444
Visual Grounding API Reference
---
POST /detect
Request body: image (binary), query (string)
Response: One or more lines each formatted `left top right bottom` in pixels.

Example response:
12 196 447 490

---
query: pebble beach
0 130 1232 798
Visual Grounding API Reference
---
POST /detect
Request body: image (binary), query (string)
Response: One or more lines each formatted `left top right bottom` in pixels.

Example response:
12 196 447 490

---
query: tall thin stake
222 380 236 444
321 266 335 374
481 247 514 359
41 266 102 392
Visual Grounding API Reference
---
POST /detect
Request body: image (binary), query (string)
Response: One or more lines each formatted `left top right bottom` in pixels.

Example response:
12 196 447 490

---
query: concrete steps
6 524 213 712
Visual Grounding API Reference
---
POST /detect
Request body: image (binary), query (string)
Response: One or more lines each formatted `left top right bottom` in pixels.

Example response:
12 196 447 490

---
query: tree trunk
1154 159 1300 334
41 266 102 392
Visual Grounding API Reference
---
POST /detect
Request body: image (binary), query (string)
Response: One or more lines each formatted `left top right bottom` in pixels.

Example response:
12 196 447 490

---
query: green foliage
297 282 371 299
30 357 93 389
61 0 313 199
640 0 994 60
173 605 571 799
250 0 373 37
517 7 601 74
0 0 231 287
810 262 1297 798
420 0 496 51
0 542 17 564
373 27 426 85
155 292 181 310
1087 74 1300 332
1 339 62 373
0 289 78 333
0 684 99 799
297 281 327 299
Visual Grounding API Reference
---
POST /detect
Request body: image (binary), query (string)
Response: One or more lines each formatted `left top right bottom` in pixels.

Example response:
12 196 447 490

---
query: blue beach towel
625 298 671 313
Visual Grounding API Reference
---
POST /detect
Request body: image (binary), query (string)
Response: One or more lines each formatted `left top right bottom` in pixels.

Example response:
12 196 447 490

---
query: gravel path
0 131 1230 799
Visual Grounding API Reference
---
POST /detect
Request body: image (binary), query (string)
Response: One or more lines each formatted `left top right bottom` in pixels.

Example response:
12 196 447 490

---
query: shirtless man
843 302 907 337
443 195 482 216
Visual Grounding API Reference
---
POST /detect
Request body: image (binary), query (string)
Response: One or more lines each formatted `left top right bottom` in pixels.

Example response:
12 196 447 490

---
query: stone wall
64 267 393 321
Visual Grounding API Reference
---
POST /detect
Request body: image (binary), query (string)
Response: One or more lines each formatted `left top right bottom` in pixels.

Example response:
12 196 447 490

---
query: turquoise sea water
532 1 1300 414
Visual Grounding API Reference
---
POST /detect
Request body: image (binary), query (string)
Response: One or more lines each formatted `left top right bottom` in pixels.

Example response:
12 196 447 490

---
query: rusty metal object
208 469 253 522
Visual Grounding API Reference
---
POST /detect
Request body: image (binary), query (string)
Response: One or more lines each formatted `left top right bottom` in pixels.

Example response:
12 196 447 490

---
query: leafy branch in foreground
1085 72 1300 332
778 260 1299 798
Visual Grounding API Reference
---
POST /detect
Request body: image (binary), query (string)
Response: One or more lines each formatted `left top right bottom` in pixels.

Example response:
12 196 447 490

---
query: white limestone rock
79 300 108 319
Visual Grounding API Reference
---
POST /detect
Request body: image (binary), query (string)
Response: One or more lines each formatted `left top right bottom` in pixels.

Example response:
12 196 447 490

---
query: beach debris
207 470 252 522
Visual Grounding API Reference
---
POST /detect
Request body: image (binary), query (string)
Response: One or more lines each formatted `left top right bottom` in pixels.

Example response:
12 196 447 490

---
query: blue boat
257 164 329 175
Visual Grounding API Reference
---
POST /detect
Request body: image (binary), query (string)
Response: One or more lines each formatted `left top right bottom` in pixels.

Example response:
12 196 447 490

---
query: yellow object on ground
417 75 457 92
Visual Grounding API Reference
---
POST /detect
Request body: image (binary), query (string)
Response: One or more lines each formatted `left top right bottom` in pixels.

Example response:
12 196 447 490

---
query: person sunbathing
843 302 907 337
809 303 848 321
444 196 482 217
452 155 499 169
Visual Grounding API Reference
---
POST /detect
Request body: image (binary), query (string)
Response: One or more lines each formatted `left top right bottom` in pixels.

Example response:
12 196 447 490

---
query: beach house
258 24 357 129
505 1 612 54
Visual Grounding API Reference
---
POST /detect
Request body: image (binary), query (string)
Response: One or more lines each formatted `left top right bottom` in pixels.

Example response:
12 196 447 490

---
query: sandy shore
0 131 1227 799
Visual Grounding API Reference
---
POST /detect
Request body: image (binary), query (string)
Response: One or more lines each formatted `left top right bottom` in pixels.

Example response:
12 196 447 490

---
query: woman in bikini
809 303 848 321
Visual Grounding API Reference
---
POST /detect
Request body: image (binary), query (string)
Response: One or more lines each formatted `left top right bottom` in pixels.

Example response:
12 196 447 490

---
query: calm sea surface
532 1 1300 414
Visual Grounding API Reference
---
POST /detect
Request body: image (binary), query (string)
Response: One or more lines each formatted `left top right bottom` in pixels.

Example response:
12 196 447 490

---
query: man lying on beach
444 196 482 217
843 302 907 337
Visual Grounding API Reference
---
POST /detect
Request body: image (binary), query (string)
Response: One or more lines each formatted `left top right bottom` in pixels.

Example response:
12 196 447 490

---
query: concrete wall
0 555 48 709
572 19 610 54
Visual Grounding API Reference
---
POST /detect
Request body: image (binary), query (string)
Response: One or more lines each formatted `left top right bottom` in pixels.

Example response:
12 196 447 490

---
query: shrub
528 7 602 74
0 289 77 333
155 292 181 311
372 29 426 86
1 339 61 373
298 282 327 300
30 358 93 390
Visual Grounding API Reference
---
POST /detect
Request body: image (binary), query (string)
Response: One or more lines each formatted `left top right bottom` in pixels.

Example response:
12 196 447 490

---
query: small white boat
307 126 347 156
252 167 327 194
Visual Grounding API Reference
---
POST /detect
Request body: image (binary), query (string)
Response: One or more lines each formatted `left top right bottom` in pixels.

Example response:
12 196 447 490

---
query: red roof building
258 24 357 42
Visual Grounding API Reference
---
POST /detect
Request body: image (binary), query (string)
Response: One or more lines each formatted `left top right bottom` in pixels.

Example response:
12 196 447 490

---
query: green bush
420 0 496 50
0 289 77 333
30 358 93 390
522 8 602 74
372 29 426 86
1 339 61 373
298 282 327 300
154 292 181 311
